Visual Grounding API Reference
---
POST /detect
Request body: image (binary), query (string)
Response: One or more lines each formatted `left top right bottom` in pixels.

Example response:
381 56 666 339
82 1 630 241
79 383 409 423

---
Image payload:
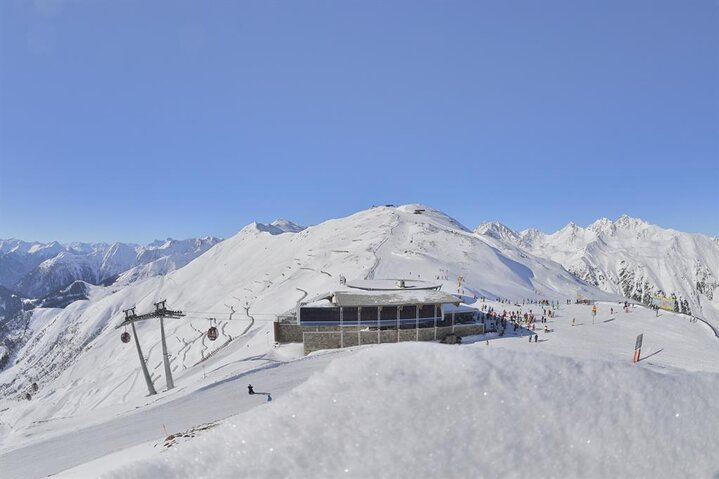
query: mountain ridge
475 215 719 323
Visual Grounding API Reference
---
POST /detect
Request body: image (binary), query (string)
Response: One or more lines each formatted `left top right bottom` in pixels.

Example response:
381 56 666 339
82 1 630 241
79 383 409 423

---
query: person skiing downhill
248 384 255 395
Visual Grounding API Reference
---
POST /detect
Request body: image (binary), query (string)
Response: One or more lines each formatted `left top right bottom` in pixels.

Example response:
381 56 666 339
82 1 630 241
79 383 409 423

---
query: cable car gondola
121 331 131 343
31 382 39 392
207 326 218 341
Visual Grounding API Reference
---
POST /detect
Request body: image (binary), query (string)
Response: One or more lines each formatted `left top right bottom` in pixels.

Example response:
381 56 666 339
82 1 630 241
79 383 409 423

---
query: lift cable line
116 300 185 396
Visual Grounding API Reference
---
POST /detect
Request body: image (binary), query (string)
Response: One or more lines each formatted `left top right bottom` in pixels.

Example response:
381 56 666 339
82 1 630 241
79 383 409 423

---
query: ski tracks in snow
365 214 400 280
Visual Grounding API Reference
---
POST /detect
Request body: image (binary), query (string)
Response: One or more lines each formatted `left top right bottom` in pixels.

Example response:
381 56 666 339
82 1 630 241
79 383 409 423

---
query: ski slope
0 301 717 478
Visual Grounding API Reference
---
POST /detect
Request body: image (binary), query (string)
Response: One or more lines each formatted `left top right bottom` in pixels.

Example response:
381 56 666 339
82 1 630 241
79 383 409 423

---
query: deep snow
105 322 719 478
1 302 716 479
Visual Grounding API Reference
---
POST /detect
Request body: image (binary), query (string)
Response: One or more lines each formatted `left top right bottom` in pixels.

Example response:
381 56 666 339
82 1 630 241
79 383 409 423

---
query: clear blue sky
1 0 717 243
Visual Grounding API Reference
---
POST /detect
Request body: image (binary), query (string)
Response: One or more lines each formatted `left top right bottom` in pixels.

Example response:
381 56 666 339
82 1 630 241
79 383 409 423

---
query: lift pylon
117 301 185 395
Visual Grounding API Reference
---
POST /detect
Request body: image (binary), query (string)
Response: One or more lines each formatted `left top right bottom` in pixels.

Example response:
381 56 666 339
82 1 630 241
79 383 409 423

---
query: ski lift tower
116 300 185 395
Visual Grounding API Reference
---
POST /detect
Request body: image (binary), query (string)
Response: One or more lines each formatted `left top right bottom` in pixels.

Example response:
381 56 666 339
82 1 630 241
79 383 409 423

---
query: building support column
358 307 362 346
377 307 381 345
452 310 456 333
415 304 419 341
397 306 401 342
434 304 438 341
340 306 344 349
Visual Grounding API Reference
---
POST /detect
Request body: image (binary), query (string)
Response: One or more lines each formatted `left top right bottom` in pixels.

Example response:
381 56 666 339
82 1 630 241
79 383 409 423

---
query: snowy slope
0 205 609 426
113 238 223 286
106 339 719 479
2 302 717 478
0 238 223 380
476 216 719 325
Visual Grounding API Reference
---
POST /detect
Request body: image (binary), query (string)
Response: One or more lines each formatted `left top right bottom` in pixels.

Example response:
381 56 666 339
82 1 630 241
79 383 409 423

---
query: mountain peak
559 221 581 234
615 214 648 229
270 219 306 233
518 228 545 245
395 204 469 231
587 217 616 235
475 222 521 242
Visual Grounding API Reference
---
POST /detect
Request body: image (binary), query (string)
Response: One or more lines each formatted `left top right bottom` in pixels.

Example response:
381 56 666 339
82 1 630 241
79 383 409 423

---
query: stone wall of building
300 323 485 355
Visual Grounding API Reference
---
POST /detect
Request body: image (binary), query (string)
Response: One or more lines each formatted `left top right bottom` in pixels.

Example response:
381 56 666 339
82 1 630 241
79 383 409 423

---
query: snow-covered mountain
2 205 718 478
0 237 222 299
270 218 306 233
0 205 608 409
476 215 719 323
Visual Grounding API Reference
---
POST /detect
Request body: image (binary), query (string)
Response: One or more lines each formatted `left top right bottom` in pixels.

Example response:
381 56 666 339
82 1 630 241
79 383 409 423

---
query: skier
248 384 255 395
572 318 575 326
534 334 538 343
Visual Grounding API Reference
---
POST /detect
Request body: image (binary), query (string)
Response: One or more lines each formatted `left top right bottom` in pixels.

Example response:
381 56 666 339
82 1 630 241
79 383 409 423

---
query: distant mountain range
476 215 719 322
0 218 309 318
0 237 222 300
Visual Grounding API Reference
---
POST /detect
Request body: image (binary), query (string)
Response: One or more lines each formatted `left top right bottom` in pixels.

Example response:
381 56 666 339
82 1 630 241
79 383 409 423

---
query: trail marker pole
632 333 643 363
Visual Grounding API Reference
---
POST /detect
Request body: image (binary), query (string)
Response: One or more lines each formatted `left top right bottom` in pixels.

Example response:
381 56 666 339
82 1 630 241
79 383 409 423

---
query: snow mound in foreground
106 343 719 479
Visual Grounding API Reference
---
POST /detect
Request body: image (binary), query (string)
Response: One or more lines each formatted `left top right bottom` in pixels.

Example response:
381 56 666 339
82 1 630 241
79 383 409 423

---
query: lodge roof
304 289 461 308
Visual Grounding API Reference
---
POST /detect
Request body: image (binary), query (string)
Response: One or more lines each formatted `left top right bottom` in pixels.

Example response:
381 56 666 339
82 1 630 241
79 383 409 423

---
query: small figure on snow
572 318 575 327
248 384 255 395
